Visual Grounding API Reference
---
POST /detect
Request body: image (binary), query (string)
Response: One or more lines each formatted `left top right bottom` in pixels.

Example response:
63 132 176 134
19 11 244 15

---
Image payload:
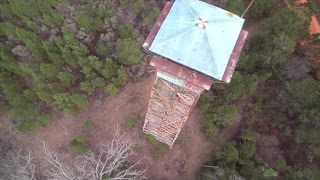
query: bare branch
42 128 146 180
2 150 36 180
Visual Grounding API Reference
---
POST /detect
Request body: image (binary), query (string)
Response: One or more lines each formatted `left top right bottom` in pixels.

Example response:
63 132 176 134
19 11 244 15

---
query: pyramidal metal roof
148 0 245 80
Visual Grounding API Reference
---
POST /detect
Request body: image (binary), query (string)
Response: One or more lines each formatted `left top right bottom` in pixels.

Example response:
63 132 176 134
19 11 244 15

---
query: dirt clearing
0 72 243 179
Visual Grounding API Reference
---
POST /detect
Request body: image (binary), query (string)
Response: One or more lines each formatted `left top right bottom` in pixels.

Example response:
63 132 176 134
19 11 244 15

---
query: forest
0 0 319 179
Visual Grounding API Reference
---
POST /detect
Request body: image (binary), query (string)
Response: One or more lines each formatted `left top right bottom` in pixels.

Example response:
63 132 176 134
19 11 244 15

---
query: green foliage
202 122 218 140
40 64 58 80
92 77 106 88
80 81 95 95
131 0 145 14
117 23 138 39
259 8 306 39
288 166 320 180
125 113 141 128
15 28 47 59
246 8 307 69
101 58 117 79
126 119 136 128
131 75 140 82
158 144 170 154
249 0 274 17
23 89 39 102
42 12 63 28
116 38 142 65
96 40 111 58
36 114 51 126
206 104 238 126
97 4 110 19
112 69 128 86
143 7 161 29
281 78 320 115
215 142 239 167
26 21 41 33
261 166 278 177
53 93 77 115
74 4 105 32
106 84 118 96
241 129 257 142
176 133 187 143
0 0 137 134
0 22 16 36
146 134 157 143
226 0 245 16
57 72 76 86
215 72 258 102
36 91 52 103
70 93 88 108
84 120 95 129
119 0 130 8
70 135 90 153
238 141 256 164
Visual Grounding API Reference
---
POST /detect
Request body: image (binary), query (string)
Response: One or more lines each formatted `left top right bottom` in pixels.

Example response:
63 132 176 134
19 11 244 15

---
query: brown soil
1 73 242 180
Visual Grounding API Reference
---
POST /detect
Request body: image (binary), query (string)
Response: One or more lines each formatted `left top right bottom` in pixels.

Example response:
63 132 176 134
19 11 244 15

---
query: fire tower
142 0 248 148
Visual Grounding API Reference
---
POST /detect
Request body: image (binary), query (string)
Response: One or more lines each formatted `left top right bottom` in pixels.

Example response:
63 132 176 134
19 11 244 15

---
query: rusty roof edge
149 55 213 90
221 30 248 83
142 2 173 49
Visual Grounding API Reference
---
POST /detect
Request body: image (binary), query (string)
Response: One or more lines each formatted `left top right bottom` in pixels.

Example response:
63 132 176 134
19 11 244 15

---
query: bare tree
2 129 146 180
2 150 36 180
42 130 147 180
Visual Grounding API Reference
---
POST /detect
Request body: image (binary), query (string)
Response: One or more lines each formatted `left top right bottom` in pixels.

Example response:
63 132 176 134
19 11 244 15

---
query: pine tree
116 39 142 65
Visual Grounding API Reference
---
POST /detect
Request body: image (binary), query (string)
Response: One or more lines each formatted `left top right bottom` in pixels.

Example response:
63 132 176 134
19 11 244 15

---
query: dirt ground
0 73 242 180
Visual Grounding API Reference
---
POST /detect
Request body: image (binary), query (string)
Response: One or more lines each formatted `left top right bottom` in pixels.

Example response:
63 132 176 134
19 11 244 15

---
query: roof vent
195 18 208 29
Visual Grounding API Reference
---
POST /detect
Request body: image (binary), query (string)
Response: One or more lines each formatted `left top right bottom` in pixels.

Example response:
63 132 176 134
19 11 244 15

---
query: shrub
131 0 145 14
80 81 95 95
101 58 117 79
249 0 274 17
36 114 51 126
70 93 88 108
43 12 63 28
57 72 76 86
84 120 95 129
176 133 187 143
96 40 111 58
40 64 58 80
74 11 92 31
116 38 142 65
92 77 106 88
16 119 37 132
36 91 52 103
70 135 90 153
97 4 110 19
146 134 157 143
158 144 170 154
112 69 128 86
238 141 256 164
106 84 118 96
203 122 218 140
88 55 104 71
15 28 47 59
215 142 239 167
74 9 104 32
206 104 238 126
143 7 160 29
26 21 41 33
226 0 245 16
126 119 136 128
23 89 39 102
117 23 138 39
0 22 16 36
